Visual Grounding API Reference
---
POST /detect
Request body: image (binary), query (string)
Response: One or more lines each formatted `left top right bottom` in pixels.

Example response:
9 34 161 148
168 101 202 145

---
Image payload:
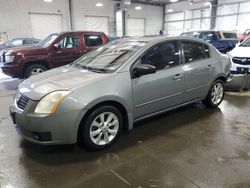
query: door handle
173 74 183 80
56 51 63 54
206 65 213 70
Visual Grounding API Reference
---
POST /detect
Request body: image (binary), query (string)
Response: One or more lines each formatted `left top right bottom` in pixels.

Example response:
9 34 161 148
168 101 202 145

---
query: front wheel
24 64 48 78
202 80 225 108
78 106 123 150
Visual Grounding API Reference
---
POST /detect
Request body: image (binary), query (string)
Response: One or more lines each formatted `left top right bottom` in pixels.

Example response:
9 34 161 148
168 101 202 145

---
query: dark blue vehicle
181 30 239 53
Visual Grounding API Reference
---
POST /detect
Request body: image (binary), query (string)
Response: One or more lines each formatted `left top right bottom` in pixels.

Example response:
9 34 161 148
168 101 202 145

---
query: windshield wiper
80 65 106 73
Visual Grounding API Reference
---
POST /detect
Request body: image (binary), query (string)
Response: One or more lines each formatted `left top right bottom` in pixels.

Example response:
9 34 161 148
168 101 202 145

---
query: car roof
182 30 236 33
9 38 40 40
59 31 105 35
115 36 208 44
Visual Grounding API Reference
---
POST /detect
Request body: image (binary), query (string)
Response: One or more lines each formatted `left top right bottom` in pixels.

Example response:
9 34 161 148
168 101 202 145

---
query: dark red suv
0 31 109 78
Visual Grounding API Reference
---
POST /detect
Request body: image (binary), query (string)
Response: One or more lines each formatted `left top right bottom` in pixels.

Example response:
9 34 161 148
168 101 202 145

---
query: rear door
181 40 215 101
49 33 83 68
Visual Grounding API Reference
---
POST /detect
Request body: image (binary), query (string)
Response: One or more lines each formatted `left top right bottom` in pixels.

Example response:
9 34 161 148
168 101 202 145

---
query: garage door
86 16 109 35
29 13 63 39
127 18 145 37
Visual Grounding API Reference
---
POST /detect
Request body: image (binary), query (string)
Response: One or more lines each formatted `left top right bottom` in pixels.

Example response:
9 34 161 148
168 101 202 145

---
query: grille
232 57 250 65
16 94 30 110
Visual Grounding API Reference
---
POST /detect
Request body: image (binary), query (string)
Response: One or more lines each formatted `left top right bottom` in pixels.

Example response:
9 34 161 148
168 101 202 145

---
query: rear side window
223 32 237 39
181 41 207 63
84 35 103 47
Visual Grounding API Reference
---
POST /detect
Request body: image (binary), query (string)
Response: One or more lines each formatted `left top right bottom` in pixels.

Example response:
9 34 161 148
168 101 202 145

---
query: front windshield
37 34 59 47
72 40 147 73
240 38 250 47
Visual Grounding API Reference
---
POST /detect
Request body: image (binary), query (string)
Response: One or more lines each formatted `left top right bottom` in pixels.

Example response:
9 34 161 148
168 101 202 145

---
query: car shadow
20 102 222 166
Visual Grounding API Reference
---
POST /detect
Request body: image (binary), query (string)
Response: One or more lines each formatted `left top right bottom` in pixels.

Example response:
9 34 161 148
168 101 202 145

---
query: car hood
18 65 111 100
228 46 250 57
5 45 47 55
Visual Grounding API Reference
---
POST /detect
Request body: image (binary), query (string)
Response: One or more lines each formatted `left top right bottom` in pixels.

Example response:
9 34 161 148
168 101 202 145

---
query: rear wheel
78 105 123 150
24 64 48 78
202 80 225 108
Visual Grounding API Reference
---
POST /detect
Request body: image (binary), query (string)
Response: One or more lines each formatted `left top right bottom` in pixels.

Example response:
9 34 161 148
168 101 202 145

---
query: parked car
239 29 250 42
0 38 40 50
180 30 239 53
226 38 250 90
0 31 109 78
10 37 230 150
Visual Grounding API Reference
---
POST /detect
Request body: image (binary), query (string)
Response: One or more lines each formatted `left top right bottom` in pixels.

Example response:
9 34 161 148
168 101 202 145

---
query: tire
202 79 225 108
78 105 124 150
24 64 48 78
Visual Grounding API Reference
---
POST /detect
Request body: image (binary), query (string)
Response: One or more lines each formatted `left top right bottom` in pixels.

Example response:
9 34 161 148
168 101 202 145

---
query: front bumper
1 63 22 78
9 100 83 145
225 73 250 91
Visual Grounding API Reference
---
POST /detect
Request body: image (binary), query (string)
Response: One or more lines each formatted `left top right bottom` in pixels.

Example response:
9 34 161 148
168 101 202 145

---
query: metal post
68 0 73 30
210 0 218 30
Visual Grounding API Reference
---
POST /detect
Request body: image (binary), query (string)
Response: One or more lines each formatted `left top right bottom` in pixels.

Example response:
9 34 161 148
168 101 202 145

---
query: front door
132 41 185 119
49 34 83 68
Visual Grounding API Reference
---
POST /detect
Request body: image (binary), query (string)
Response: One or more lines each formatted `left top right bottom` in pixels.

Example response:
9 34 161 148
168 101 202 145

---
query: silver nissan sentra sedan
10 37 230 150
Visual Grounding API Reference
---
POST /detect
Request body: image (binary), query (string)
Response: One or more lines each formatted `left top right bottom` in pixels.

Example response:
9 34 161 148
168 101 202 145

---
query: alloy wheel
211 82 224 105
89 112 119 146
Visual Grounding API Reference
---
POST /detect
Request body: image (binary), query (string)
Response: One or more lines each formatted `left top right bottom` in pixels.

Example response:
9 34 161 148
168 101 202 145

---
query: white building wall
165 0 250 36
216 0 250 34
0 0 70 39
126 4 163 36
71 0 116 36
165 1 211 36
0 0 164 38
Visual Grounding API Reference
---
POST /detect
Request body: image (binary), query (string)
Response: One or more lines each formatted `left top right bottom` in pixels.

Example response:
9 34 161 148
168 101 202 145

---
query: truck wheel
24 64 48 78
78 105 123 150
202 80 225 108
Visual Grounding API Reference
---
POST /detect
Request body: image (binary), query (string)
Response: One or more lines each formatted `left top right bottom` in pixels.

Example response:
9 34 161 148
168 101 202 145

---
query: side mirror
54 43 61 50
132 64 156 78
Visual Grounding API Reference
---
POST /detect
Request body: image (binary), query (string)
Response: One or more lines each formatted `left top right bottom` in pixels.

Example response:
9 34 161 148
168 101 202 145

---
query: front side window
59 35 80 49
240 38 250 47
73 40 146 73
84 35 103 47
140 41 180 70
182 41 206 63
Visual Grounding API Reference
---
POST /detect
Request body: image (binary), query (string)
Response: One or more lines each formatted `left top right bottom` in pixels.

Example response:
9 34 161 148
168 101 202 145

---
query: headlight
4 50 15 63
5 55 15 63
34 90 72 114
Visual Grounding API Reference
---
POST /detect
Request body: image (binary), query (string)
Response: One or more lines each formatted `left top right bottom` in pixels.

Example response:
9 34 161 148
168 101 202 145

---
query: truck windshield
240 38 250 47
181 32 200 38
37 34 59 47
73 40 147 73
